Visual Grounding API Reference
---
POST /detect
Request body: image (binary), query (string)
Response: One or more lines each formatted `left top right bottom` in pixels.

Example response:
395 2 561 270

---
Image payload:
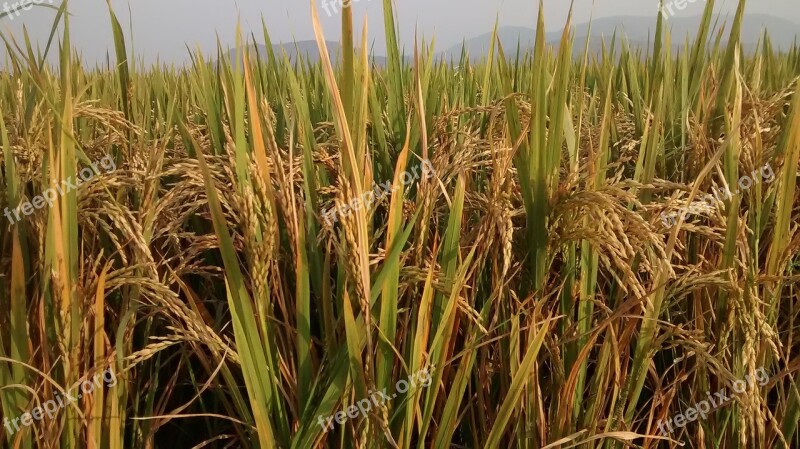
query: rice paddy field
0 0 799 447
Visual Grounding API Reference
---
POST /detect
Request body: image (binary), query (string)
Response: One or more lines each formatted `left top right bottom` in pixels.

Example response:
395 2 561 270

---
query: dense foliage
1 0 799 448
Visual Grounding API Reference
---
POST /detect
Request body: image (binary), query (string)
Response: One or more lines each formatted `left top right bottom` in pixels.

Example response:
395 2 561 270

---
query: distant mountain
224 14 798 66
226 41 399 66
440 14 799 59
227 41 338 65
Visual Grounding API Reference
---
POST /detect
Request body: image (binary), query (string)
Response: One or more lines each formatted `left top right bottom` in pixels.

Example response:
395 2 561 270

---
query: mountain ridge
440 13 799 58
225 13 799 65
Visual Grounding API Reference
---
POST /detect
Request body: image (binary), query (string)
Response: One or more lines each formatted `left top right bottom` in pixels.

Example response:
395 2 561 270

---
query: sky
0 0 798 65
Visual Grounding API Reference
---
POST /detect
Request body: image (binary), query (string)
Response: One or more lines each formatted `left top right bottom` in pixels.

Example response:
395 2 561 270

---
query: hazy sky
0 0 798 65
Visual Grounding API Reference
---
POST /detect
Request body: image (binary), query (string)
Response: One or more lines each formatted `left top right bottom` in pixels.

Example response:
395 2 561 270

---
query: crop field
0 0 799 448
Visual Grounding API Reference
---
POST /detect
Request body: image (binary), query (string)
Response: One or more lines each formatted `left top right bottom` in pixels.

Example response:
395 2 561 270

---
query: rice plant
0 0 798 448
